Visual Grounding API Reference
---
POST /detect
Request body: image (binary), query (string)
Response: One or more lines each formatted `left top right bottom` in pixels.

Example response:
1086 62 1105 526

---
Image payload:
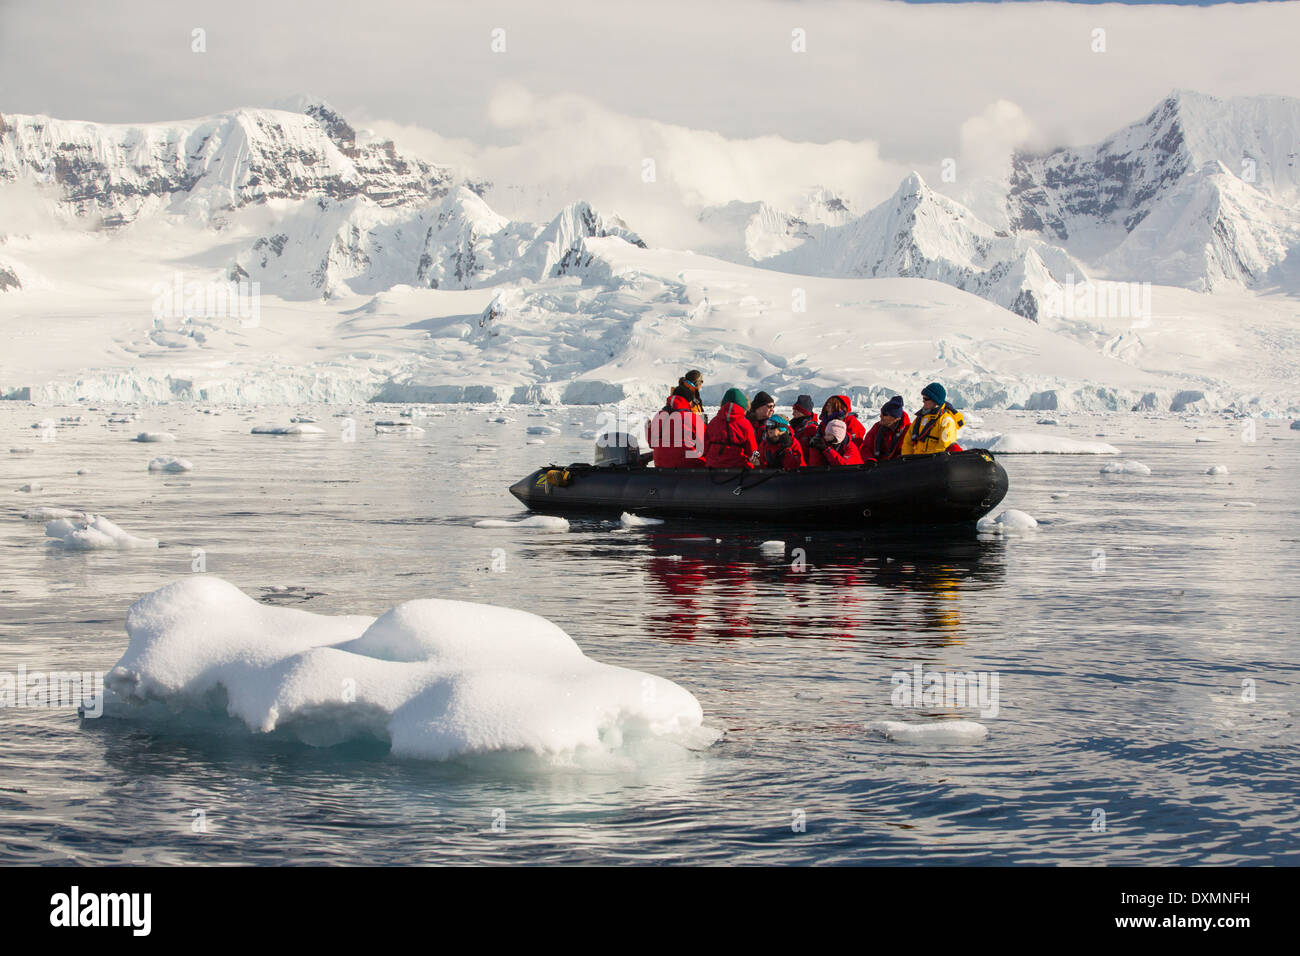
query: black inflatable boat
509 448 1009 526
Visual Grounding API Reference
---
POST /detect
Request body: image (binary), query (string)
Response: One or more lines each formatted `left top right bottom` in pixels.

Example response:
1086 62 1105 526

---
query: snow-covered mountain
764 174 1085 321
697 187 854 262
0 99 460 228
1007 90 1300 290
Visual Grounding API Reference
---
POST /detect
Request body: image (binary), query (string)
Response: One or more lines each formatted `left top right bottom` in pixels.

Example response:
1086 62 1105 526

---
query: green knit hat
721 387 749 410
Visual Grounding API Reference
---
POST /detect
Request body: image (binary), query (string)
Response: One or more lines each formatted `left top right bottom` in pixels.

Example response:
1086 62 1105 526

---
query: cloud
366 83 909 250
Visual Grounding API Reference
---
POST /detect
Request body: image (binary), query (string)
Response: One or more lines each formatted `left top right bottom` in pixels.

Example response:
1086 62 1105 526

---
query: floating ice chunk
23 506 86 521
620 512 664 527
1291 421 1300 431
1050 493 1070 499
977 509 1039 533
865 719 988 744
759 540 786 554
526 439 545 445
963 431 1118 454
374 422 425 435
133 432 176 442
474 515 570 532
526 425 561 435
251 424 325 435
99 576 710 761
1205 465 1229 475
1225 501 1257 508
10 447 35 455
16 482 42 493
1035 418 1058 426
579 430 598 440
45 513 158 550
148 456 193 472
1100 460 1151 476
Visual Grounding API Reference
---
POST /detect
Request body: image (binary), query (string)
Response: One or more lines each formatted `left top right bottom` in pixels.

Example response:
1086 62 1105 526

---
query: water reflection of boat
636 530 1004 645
510 449 1008 527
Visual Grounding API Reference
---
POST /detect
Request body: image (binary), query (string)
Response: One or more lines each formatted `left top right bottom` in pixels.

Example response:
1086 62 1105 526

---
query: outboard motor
594 430 642 467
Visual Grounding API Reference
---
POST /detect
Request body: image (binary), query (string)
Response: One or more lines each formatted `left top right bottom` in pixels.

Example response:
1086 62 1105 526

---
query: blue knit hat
766 414 790 431
881 395 905 419
922 382 946 405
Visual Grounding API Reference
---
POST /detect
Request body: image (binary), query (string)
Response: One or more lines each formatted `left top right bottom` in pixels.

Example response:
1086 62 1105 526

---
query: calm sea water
1 404 1296 865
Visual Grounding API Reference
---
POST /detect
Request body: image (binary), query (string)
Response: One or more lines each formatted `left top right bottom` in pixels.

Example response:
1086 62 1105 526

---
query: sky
2 0 1298 240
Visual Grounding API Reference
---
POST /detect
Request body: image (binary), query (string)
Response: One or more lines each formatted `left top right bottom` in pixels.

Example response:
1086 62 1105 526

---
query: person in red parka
806 418 864 466
819 394 866 447
759 415 805 470
789 394 819 453
860 394 910 462
646 383 708 468
704 387 759 469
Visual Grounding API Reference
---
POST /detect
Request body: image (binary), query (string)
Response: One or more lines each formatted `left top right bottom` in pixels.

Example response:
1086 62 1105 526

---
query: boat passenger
646 383 708 468
676 370 707 417
806 418 864 466
819 394 866 446
745 390 776 433
861 395 910 462
704 387 759 469
759 415 805 470
901 382 966 456
789 394 819 450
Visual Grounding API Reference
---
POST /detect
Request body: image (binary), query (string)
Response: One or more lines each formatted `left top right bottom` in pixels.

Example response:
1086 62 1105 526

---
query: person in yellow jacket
901 382 965 455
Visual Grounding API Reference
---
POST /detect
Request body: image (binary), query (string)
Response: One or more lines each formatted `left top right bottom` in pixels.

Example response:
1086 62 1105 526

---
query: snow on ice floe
526 425 561 435
526 439 545 445
15 482 42 493
759 540 786 555
45 514 158 550
977 509 1039 534
251 423 325 435
132 432 176 442
961 430 1117 455
374 421 425 435
620 512 664 528
97 577 714 761
865 719 988 744
148 456 193 472
10 447 35 455
474 515 570 531
1225 501 1257 508
1205 464 1229 475
1100 460 1151 476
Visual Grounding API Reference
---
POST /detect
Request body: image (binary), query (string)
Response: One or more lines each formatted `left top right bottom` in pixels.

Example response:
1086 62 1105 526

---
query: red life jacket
807 438 864 467
704 402 758 469
647 395 707 468
861 411 911 461
760 437 805 470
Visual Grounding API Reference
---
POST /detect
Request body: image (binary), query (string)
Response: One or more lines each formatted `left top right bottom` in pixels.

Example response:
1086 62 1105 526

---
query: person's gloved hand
809 435 826 450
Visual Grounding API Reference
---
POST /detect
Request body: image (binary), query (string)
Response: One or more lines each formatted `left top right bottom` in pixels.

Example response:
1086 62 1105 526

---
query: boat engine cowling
594 430 641 466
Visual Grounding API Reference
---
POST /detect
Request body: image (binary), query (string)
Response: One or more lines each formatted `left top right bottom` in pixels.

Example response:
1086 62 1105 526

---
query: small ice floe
1050 492 1070 499
1205 465 1229 475
1035 418 1058 426
133 432 176 443
963 431 1118 455
1225 501 1257 508
22 506 86 522
977 509 1038 534
10 447 35 455
1100 460 1151 476
1194 436 1217 443
487 416 513 424
45 514 158 550
75 469 89 476
31 418 57 431
579 430 598 440
865 719 988 744
759 540 786 555
620 512 664 528
526 425 561 436
526 439 545 445
1291 421 1300 431
97 576 712 761
374 421 425 435
473 515 570 532
17 482 45 493
290 416 317 424
251 424 325 435
148 456 193 473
